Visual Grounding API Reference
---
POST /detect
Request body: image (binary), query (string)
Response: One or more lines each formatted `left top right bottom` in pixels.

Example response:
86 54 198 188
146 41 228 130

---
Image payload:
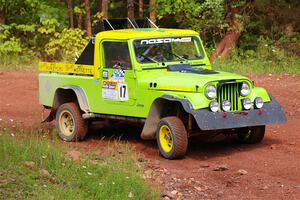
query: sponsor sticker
139 37 192 45
102 74 129 101
110 69 125 82
102 81 118 100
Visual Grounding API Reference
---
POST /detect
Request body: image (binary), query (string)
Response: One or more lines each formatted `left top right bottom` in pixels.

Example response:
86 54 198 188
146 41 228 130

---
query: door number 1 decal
118 83 128 101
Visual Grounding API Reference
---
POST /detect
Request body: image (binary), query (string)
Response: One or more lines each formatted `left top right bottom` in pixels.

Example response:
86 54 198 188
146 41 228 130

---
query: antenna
146 17 159 29
104 19 115 30
92 18 157 33
127 18 136 29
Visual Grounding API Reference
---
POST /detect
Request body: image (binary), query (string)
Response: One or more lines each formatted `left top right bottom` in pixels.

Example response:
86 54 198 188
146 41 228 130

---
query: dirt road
0 72 299 199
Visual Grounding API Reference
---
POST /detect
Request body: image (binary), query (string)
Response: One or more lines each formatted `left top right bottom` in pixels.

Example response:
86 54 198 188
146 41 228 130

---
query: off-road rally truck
39 18 287 159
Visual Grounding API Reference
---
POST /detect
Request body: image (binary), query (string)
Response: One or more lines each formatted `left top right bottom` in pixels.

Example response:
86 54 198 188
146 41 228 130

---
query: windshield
133 36 204 64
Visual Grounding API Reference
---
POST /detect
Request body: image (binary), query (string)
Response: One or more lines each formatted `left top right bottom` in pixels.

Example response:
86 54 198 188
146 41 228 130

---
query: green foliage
0 130 159 199
1 0 67 27
45 28 88 62
277 33 300 56
237 0 300 56
0 37 22 64
0 19 88 65
157 0 227 45
0 0 299 74
38 19 60 35
0 24 38 64
0 0 70 65
74 4 85 14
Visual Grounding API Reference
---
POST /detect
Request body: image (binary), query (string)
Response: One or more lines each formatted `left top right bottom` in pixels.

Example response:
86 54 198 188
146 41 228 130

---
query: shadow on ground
80 122 282 160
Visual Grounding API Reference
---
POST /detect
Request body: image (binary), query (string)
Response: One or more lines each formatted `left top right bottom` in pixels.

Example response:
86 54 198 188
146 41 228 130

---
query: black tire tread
157 116 188 159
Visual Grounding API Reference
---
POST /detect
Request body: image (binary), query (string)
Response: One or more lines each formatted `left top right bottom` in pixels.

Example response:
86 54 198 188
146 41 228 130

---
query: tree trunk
98 0 102 12
138 0 143 18
286 23 294 36
210 32 241 62
102 0 108 18
127 0 134 19
210 1 244 63
78 13 83 29
149 0 156 24
66 0 74 29
84 0 92 36
0 9 5 24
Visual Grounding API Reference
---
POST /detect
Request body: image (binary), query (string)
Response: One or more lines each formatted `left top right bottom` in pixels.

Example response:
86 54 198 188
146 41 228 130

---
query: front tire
237 125 265 144
156 117 188 159
56 102 88 142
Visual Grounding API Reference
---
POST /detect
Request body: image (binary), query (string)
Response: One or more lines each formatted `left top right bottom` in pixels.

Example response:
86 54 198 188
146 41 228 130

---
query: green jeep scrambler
39 19 286 159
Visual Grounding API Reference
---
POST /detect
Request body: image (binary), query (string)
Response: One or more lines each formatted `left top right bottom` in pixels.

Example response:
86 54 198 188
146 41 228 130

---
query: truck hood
139 69 250 92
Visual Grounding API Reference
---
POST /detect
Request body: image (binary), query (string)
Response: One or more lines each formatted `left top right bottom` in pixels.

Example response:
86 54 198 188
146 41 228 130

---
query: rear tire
156 116 188 159
56 102 88 142
237 125 265 144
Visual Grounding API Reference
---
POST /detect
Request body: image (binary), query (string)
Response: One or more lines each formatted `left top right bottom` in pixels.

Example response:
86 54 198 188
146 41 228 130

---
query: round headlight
205 85 217 99
254 97 264 109
209 101 219 112
221 100 231 112
240 82 250 96
242 98 252 110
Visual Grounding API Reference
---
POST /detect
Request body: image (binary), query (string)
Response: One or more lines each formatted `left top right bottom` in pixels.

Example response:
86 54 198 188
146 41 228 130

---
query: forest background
0 0 300 74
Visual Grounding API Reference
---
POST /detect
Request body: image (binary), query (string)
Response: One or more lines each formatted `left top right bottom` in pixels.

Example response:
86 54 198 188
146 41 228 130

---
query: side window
103 42 132 70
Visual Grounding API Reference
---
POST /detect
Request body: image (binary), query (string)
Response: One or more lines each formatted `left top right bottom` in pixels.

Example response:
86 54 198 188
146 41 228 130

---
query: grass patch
213 55 300 75
0 130 158 200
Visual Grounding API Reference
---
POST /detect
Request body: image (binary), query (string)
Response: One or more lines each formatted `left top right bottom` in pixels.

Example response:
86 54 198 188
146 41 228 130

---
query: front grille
218 82 241 112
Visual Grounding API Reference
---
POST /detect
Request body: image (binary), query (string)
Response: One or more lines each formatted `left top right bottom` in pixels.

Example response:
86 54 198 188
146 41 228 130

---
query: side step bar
82 113 145 124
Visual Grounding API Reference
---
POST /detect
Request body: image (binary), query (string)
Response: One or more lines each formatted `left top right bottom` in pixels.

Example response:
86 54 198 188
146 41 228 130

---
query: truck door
99 40 136 106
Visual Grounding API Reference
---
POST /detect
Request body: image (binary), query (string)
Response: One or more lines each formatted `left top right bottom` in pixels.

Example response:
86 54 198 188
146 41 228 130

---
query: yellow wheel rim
159 125 173 153
58 110 75 136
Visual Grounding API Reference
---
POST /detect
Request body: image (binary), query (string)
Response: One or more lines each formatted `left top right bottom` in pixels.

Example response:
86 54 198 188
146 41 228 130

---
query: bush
45 28 89 62
0 37 22 64
0 23 39 65
0 21 89 66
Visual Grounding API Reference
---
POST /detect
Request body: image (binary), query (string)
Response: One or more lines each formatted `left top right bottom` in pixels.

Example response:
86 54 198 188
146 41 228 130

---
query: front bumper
192 94 287 130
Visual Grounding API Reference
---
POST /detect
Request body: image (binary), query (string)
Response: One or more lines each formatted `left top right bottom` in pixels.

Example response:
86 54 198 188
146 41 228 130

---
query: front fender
250 87 271 102
140 95 192 140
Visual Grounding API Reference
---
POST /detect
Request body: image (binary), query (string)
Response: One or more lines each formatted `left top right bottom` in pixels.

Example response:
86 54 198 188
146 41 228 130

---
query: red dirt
0 72 300 199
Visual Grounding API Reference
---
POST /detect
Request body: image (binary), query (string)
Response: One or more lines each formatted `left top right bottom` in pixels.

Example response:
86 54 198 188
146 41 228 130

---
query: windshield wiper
139 54 159 64
166 50 187 61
